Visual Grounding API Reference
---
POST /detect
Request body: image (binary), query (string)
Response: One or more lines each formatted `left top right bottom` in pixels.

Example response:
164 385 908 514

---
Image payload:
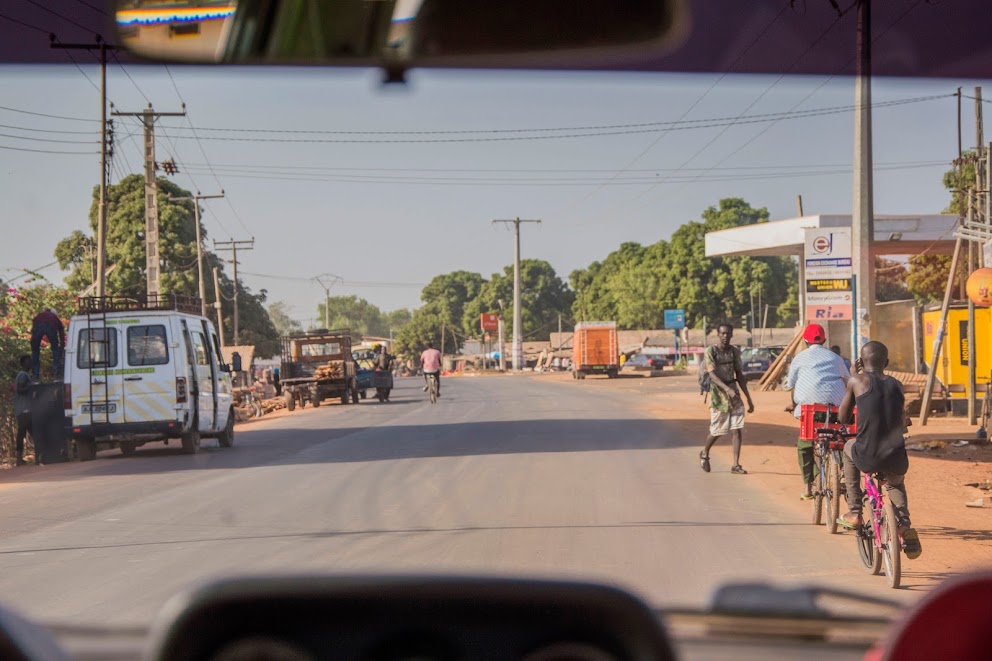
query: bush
1 285 75 466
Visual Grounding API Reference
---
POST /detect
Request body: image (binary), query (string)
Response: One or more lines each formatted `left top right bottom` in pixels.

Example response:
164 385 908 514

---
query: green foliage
465 260 574 340
875 257 911 302
1 283 77 463
267 301 302 336
906 254 965 304
419 271 485 336
54 175 279 357
571 198 797 329
394 309 445 356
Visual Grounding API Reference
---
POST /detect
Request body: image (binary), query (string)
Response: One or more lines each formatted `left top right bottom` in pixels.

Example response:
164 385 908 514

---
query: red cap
803 323 826 344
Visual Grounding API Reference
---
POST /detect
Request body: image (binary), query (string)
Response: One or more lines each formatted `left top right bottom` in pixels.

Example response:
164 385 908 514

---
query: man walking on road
30 308 65 380
699 324 754 475
421 341 442 397
14 355 33 466
786 324 851 500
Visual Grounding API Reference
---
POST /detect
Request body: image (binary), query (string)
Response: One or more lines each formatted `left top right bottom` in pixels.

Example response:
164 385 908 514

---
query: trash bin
30 383 69 464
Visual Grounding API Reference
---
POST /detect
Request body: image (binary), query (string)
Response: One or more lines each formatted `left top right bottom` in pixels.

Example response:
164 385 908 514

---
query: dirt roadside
552 370 992 590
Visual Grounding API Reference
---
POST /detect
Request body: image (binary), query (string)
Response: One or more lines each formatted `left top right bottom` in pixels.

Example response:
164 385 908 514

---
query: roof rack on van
78 294 203 316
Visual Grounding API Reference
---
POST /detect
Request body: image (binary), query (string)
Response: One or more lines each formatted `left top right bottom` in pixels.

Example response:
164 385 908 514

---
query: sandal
731 465 747 474
900 526 923 559
699 451 711 473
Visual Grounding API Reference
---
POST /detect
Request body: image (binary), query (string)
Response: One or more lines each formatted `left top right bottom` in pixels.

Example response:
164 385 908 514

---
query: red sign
480 313 499 332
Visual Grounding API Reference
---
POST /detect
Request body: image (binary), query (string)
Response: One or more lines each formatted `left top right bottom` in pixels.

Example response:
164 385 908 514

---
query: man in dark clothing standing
837 341 922 559
30 309 65 380
14 355 33 466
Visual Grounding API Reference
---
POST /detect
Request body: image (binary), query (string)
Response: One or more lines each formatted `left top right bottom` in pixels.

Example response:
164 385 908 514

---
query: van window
77 328 118 369
191 332 209 366
127 325 169 366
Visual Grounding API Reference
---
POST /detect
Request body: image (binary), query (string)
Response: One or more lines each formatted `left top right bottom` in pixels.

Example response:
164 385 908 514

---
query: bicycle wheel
856 495 882 575
826 456 842 535
811 456 824 526
429 376 437 404
881 501 902 589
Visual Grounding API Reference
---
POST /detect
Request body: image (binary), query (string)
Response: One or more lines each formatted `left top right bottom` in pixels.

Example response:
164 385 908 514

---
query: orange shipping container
572 321 619 379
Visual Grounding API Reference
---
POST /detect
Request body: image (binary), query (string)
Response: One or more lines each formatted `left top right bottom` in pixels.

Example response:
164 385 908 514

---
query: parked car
620 353 663 376
740 346 785 380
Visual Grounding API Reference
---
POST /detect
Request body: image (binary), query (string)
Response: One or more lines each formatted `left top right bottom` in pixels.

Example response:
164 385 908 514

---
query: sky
2 61 989 327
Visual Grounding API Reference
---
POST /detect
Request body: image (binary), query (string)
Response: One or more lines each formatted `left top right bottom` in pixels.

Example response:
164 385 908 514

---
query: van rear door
122 319 177 424
74 319 124 426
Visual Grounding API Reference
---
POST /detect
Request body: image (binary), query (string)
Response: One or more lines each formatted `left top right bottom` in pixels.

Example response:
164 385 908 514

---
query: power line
0 143 98 154
70 0 108 16
153 95 946 139
639 0 932 211
174 160 945 187
0 122 96 135
0 104 98 122
0 10 50 34
22 0 101 35
110 51 152 104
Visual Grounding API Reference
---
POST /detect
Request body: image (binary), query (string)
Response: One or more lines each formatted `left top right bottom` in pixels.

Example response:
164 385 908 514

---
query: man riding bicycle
786 323 851 500
836 341 922 559
421 341 442 398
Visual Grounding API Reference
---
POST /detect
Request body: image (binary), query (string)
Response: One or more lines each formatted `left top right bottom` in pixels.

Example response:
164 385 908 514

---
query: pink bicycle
819 428 902 589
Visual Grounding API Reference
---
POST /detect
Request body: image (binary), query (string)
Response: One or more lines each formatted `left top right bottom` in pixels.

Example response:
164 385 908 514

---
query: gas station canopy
705 214 958 259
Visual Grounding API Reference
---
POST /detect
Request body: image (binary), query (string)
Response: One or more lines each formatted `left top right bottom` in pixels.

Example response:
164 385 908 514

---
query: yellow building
922 306 991 395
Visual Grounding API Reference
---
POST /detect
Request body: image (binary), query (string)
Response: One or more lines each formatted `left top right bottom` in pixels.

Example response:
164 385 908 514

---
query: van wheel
120 441 137 456
76 438 97 462
285 392 296 412
181 424 200 455
218 409 235 448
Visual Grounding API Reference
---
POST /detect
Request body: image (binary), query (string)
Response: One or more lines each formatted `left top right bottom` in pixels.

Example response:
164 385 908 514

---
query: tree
466 260 574 339
393 309 444 357
317 295 388 337
419 271 485 336
54 175 279 357
905 158 976 304
570 198 797 330
267 301 302 336
384 308 412 334
875 257 911 302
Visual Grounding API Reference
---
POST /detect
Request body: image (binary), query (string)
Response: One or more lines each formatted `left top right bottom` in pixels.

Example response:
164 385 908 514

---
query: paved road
0 375 913 626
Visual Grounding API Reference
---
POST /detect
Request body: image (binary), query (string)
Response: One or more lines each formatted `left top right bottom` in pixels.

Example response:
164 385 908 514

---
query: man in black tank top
837 341 922 559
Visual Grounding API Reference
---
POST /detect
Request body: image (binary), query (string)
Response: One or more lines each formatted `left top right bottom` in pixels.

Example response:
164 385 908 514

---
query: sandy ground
530 369 992 590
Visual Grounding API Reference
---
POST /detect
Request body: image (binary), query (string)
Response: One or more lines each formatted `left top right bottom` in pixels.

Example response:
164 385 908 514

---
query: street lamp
497 298 506 372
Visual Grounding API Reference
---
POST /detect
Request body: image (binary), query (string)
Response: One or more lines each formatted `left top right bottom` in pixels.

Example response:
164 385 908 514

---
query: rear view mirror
114 0 683 68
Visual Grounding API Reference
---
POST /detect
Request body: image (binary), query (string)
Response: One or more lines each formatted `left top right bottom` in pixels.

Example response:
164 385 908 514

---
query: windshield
1 2 990 645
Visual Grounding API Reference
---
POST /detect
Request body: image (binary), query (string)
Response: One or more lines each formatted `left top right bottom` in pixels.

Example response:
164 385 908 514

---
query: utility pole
968 87 984 424
492 218 542 371
52 36 117 298
214 239 254 344
851 0 875 358
557 313 562 351
313 273 341 330
212 266 225 347
113 104 186 298
168 191 224 315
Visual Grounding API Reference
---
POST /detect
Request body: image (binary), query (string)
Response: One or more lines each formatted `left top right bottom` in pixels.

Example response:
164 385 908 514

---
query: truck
279 329 359 410
572 321 619 379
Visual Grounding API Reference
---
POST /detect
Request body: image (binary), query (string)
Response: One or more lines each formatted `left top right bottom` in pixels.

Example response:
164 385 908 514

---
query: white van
64 295 236 460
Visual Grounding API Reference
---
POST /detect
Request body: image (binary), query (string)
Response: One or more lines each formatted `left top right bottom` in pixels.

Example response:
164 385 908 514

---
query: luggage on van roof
77 294 203 316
